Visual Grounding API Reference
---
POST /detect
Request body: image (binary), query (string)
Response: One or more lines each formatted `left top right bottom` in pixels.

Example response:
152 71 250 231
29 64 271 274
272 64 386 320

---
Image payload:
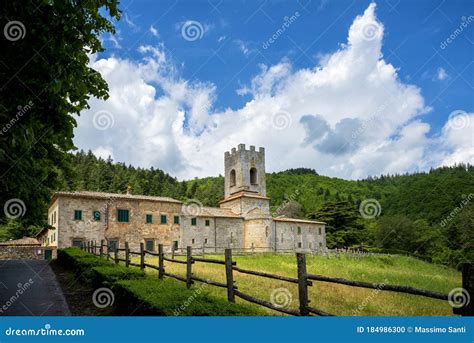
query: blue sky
75 0 474 180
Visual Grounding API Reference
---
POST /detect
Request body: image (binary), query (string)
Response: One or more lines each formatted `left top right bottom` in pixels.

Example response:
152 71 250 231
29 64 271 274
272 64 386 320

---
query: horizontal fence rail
82 240 472 317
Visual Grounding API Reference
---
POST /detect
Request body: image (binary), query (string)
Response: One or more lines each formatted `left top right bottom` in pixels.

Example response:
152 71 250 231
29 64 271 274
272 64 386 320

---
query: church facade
43 144 326 253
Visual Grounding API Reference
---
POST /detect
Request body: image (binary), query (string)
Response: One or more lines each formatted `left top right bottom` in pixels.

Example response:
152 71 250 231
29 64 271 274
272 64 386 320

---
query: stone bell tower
224 144 266 198
220 144 269 216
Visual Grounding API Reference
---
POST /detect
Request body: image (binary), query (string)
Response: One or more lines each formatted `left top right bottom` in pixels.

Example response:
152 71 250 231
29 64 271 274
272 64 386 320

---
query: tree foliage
0 0 120 226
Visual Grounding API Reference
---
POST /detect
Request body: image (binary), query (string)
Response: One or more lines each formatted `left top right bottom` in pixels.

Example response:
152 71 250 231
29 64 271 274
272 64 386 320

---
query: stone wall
56 196 181 252
0 246 56 260
215 217 245 250
274 222 326 252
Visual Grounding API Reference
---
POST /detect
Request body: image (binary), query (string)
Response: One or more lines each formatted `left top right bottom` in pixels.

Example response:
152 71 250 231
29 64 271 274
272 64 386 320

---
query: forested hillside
2 150 472 268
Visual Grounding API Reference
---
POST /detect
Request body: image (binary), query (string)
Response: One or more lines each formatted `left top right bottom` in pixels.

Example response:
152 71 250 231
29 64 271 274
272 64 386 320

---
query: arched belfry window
230 169 236 187
250 168 257 185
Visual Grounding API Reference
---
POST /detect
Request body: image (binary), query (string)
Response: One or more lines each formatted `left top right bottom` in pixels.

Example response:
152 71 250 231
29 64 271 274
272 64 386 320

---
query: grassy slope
131 253 460 316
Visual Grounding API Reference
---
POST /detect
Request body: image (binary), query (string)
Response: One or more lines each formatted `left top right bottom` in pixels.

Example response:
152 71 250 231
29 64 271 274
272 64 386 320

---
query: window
309 243 312 249
108 240 118 252
74 210 82 220
297 226 301 235
54 212 56 224
250 167 257 184
146 214 153 224
117 209 129 222
298 242 302 248
145 239 154 251
265 226 269 237
173 241 179 250
230 169 236 186
174 216 180 224
191 238 195 244
191 218 197 226
160 215 167 224
319 242 323 248
93 211 101 221
205 219 210 226
72 240 83 248
281 233 284 243
318 227 322 235
204 238 208 244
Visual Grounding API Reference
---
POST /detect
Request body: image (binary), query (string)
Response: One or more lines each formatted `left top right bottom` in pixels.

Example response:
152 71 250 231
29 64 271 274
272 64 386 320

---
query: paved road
0 260 70 316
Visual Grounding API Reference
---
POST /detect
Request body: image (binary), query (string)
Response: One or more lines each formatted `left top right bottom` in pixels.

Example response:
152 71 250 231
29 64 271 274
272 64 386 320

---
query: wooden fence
82 240 473 316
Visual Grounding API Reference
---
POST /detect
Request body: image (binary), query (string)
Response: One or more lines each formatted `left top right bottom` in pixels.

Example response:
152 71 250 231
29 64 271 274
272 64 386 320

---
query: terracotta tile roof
53 191 182 204
273 217 326 225
219 191 270 203
193 207 243 218
0 237 40 246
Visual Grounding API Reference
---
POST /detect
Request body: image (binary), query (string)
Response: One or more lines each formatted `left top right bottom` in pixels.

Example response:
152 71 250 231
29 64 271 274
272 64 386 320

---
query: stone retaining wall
0 246 57 260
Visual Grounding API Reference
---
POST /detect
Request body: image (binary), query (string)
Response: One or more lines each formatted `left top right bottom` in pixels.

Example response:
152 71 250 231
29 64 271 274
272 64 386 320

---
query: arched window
230 169 236 187
250 167 257 185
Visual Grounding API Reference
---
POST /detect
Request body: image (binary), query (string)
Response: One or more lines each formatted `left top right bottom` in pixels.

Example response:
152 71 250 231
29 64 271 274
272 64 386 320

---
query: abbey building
41 144 326 253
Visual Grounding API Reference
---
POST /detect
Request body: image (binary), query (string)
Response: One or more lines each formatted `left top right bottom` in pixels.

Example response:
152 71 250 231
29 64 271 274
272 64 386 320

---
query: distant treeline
1 150 472 269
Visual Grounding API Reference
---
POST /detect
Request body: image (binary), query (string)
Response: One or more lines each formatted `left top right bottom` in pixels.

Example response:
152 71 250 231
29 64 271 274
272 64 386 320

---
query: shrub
58 247 112 283
91 265 146 288
114 278 264 316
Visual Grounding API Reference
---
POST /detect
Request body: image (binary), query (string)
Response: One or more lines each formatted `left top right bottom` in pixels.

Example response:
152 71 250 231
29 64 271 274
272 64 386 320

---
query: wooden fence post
453 262 473 316
140 242 145 270
99 239 104 258
114 246 119 264
296 252 309 316
202 243 205 258
125 241 130 268
186 246 193 289
87 241 90 253
171 244 175 260
158 244 164 279
106 240 110 261
225 248 235 302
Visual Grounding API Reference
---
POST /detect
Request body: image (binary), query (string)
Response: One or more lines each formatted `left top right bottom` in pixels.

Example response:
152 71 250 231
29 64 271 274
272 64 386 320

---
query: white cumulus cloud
74 3 472 181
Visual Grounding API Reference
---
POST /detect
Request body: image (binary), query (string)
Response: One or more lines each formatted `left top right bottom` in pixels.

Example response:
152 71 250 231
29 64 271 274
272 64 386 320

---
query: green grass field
127 253 460 316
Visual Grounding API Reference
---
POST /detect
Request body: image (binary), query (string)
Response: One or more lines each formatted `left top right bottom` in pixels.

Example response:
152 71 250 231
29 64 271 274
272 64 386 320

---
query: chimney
126 185 133 195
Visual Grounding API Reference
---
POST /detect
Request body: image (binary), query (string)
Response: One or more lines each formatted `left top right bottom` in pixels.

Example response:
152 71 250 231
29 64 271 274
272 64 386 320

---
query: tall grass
128 253 460 316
